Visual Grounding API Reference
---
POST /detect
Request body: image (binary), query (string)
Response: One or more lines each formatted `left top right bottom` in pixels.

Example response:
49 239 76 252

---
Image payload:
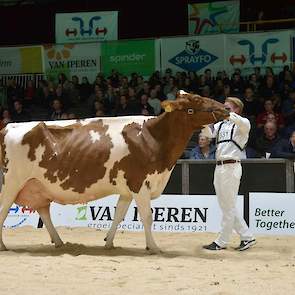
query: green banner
101 39 155 76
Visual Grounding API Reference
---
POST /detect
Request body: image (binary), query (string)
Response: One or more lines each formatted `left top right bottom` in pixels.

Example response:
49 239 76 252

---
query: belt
216 159 240 165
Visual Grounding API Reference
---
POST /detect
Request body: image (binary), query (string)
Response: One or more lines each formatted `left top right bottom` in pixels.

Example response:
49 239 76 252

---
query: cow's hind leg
0 181 21 251
133 194 161 254
104 196 132 249
38 205 63 248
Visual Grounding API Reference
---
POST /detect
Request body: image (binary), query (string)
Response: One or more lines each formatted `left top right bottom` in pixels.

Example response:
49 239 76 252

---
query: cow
0 90 229 253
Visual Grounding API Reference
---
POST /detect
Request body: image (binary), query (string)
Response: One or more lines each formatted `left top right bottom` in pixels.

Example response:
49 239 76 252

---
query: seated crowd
1 65 295 159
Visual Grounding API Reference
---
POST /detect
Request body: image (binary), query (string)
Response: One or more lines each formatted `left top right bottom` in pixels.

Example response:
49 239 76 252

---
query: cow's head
161 90 229 129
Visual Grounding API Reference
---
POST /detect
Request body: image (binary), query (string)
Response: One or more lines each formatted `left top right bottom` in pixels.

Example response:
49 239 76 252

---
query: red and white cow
0 90 228 253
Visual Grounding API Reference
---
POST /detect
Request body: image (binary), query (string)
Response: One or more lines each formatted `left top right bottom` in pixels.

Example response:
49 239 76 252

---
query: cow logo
230 38 287 66
44 44 75 61
65 16 107 38
169 40 218 72
4 205 36 228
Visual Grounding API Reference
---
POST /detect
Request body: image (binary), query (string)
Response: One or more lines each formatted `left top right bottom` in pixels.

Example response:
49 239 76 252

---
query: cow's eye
187 108 194 115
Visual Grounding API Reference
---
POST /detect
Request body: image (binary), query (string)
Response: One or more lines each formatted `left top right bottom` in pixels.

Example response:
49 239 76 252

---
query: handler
201 97 256 251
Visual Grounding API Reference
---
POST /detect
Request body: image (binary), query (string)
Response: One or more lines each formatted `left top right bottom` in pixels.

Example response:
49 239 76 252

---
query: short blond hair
225 97 244 112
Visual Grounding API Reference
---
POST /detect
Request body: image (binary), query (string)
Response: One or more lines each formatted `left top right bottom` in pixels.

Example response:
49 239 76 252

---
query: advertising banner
101 39 156 76
43 43 100 83
50 194 244 233
188 1 240 35
160 35 225 74
55 11 118 44
0 46 43 74
225 31 291 75
249 193 295 235
4 204 39 229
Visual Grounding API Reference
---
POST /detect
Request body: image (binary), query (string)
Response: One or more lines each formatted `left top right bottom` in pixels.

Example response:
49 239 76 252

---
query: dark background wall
0 0 294 46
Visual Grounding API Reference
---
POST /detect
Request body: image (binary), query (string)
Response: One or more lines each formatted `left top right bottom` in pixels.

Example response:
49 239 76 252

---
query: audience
1 65 294 160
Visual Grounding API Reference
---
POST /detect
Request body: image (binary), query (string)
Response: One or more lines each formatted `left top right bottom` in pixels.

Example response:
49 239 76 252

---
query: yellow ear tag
164 105 173 112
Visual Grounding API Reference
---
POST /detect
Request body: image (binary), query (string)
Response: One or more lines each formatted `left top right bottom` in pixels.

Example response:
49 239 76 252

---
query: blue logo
238 38 279 65
169 40 218 72
65 16 108 37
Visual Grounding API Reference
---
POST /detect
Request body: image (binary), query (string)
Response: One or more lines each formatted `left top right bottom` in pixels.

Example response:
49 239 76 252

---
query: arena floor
0 227 294 295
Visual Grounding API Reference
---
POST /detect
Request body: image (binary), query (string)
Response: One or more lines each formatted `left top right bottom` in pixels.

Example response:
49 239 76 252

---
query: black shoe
235 239 256 251
203 242 226 251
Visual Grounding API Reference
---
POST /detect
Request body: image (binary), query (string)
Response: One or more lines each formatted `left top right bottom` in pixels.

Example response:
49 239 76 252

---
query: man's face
245 88 253 99
224 101 240 114
264 123 277 139
290 132 295 146
14 101 22 112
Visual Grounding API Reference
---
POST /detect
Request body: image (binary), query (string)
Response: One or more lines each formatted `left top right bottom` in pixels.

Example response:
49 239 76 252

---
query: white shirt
201 112 250 161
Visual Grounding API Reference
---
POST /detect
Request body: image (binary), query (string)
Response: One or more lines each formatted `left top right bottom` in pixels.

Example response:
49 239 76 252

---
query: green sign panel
101 39 155 76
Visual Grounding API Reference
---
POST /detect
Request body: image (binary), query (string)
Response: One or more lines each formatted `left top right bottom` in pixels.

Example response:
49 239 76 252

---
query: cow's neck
146 111 194 169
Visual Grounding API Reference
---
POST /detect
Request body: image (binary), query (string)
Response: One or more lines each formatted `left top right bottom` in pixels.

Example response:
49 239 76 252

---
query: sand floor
0 227 294 295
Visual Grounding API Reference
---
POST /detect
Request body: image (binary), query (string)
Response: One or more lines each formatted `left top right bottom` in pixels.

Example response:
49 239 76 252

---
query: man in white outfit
202 97 256 251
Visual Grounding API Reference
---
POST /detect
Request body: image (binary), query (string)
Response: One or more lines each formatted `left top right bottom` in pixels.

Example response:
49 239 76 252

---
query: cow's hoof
104 243 115 250
0 244 7 251
54 241 64 248
146 247 162 255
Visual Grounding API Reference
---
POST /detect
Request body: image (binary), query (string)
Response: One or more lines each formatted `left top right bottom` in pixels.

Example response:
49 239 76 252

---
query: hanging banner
101 39 156 76
55 11 118 44
225 31 291 75
160 35 225 74
188 1 240 35
249 193 295 235
0 46 43 74
43 43 100 83
49 194 244 233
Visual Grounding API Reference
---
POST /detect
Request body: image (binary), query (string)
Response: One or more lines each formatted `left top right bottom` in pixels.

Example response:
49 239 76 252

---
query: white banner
55 11 118 44
43 43 100 83
0 46 43 74
50 194 244 233
160 35 225 74
4 204 39 229
249 193 295 235
225 31 292 75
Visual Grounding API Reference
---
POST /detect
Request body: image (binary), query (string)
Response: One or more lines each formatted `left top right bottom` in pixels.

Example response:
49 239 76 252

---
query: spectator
272 130 295 159
50 99 64 120
0 109 12 129
281 89 295 125
259 75 277 98
23 80 35 108
115 95 132 116
139 94 154 116
93 100 105 117
242 87 261 121
148 89 162 115
189 134 215 159
12 100 31 122
247 73 260 94
256 99 284 129
163 77 175 96
230 72 244 97
166 86 178 100
254 121 284 158
79 77 92 102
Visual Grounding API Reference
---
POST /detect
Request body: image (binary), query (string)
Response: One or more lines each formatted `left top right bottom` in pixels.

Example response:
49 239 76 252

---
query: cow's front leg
38 205 63 248
0 179 21 251
104 195 132 249
133 194 161 254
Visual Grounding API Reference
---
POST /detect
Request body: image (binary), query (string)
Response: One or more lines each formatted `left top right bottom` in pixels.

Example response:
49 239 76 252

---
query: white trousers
213 163 254 247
